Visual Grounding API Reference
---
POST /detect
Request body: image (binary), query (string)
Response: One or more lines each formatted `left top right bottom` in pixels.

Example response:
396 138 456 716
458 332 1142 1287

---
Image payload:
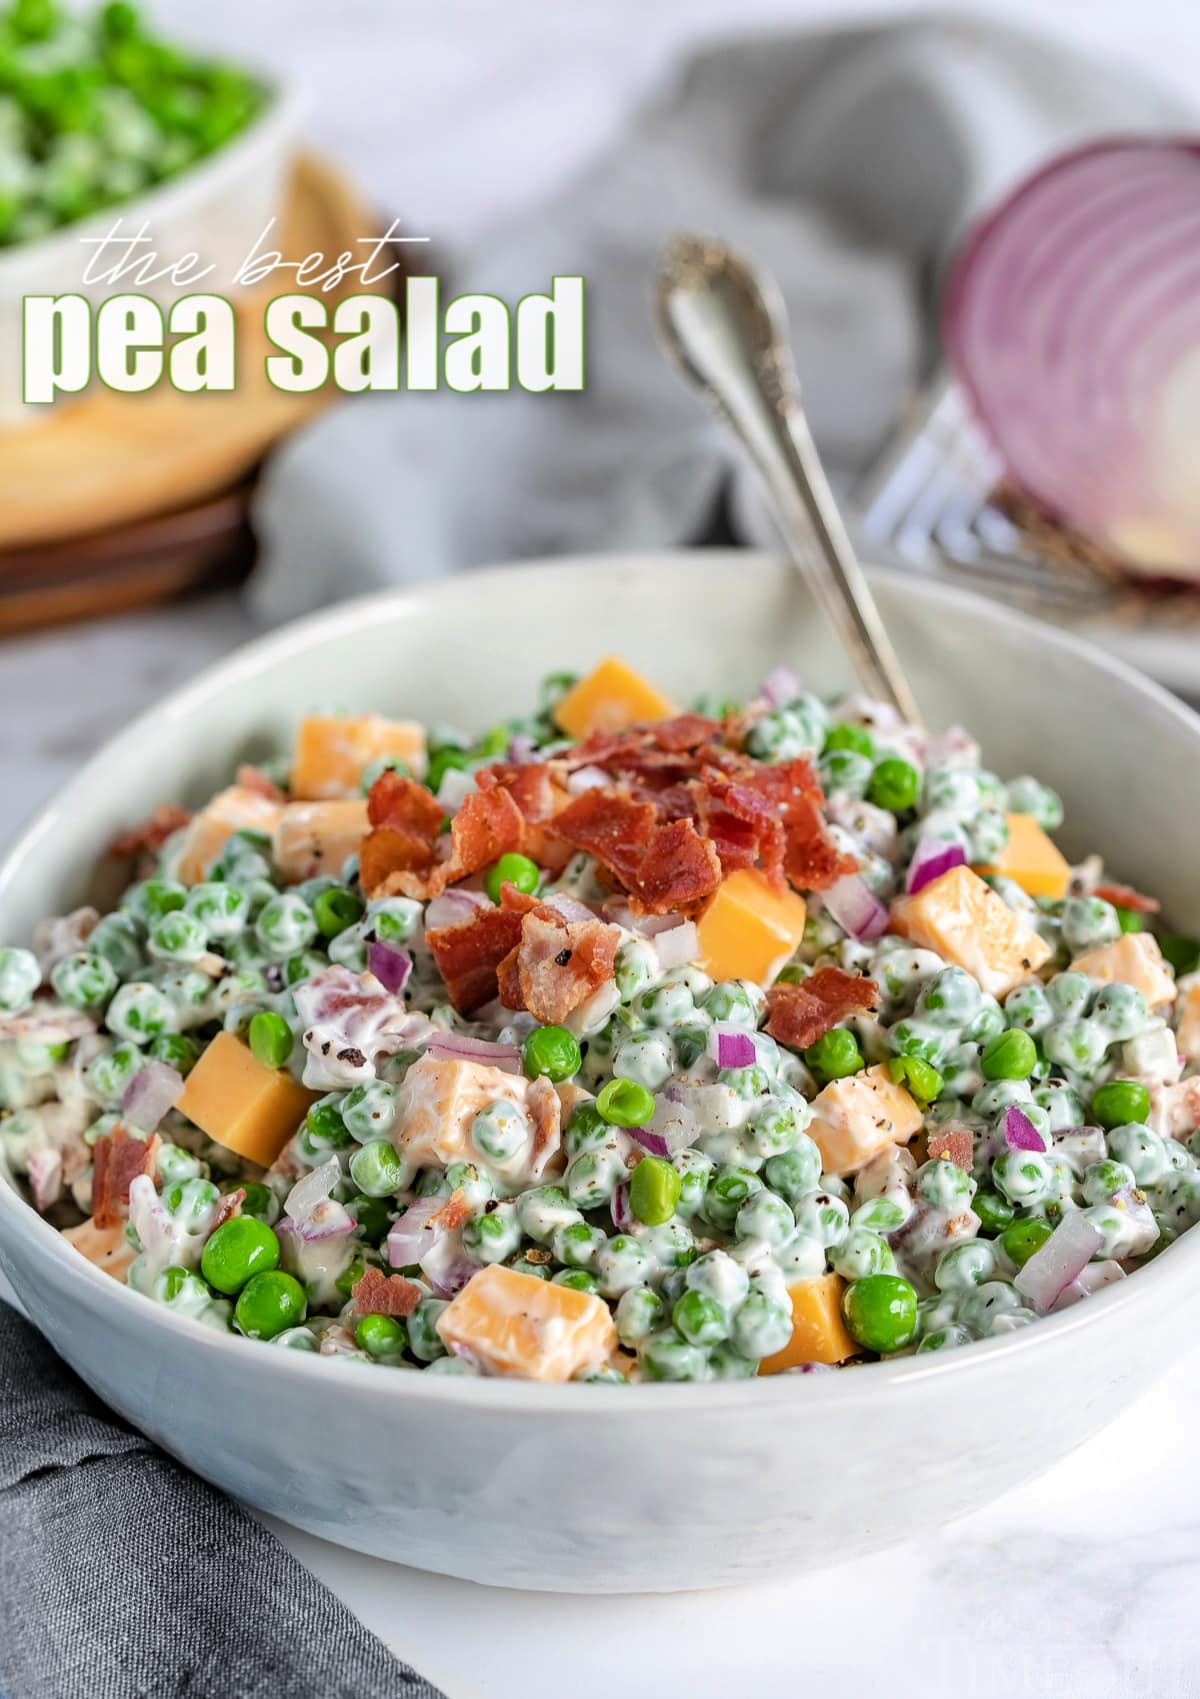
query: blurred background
2 0 1199 838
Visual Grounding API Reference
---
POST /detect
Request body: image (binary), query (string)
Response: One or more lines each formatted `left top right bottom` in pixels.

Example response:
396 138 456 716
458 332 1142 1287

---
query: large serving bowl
2 551 1198 1593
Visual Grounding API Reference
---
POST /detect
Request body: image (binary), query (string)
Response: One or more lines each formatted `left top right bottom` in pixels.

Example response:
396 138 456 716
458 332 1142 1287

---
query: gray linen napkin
250 15 1186 624
0 1304 444 1699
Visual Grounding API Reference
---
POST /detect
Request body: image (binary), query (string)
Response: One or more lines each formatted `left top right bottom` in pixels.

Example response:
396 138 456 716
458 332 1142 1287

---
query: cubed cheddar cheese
174 786 284 886
891 864 1051 999
291 713 427 800
1070 931 1176 1009
808 1064 924 1177
695 869 807 986
436 1264 617 1381
975 812 1071 900
393 1055 565 1195
273 799 369 884
61 1217 137 1283
759 1273 857 1372
553 657 677 740
1176 975 1200 1067
176 1031 318 1167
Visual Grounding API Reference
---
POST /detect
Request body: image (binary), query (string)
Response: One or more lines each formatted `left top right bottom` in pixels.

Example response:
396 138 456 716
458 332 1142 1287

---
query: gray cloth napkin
0 1304 444 1699
251 15 1185 623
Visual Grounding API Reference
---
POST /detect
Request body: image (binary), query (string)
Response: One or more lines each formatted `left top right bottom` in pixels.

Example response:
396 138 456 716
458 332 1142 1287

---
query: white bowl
0 79 302 424
2 550 1198 1594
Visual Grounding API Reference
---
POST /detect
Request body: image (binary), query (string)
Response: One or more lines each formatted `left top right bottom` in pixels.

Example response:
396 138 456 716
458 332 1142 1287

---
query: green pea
773 963 806 986
973 1189 1015 1233
1115 907 1145 935
234 1270 307 1341
50 949 117 1011
868 757 920 813
629 1156 681 1225
348 1139 404 1197
804 1027 863 1083
553 1268 599 1294
313 888 364 938
356 1313 406 1359
483 852 540 904
842 1274 918 1353
673 1288 728 1347
361 756 408 794
1000 1217 1054 1267
887 1055 944 1104
349 1194 393 1244
239 1182 280 1225
522 1024 581 1082
286 949 329 987
980 1028 1038 1081
256 894 316 957
248 1010 293 1070
823 722 875 758
1092 1080 1151 1130
125 879 186 925
596 1077 655 1128
200 1216 280 1295
0 946 40 1014
148 1032 199 1076
471 1099 527 1163
425 747 470 794
1160 935 1200 977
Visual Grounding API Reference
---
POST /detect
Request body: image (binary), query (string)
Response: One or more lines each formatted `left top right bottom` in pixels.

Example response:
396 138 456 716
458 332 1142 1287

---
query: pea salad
4 657 1199 1384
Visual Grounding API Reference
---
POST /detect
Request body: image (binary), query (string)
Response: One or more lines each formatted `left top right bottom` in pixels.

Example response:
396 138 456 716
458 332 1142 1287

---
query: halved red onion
121 1061 183 1132
822 873 889 941
760 664 803 708
566 765 610 796
906 837 967 897
611 1179 632 1233
1003 1105 1046 1153
653 920 699 972
1014 1211 1103 1312
284 1155 342 1224
943 139 1200 579
424 888 490 931
706 1024 758 1071
387 1195 447 1269
366 940 412 995
423 1032 522 1072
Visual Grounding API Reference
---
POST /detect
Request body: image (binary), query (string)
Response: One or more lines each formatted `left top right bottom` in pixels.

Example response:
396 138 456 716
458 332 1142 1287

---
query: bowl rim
3 546 1199 1412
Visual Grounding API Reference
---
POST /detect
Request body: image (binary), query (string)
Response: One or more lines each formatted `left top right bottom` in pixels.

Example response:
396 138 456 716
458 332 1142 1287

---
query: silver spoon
656 232 923 728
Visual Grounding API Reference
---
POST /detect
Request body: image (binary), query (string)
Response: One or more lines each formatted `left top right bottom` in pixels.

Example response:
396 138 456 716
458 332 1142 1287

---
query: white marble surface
6 3 1200 1693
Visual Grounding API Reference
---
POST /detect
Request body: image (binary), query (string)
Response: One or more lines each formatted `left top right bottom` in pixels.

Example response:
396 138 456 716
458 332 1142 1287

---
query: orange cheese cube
695 869 807 986
291 713 427 800
1071 931 1176 1009
808 1063 924 1177
553 656 677 740
1176 976 1200 1066
273 799 369 884
397 1054 530 1166
975 813 1071 900
759 1273 857 1372
891 864 1051 999
436 1264 617 1381
177 1031 318 1167
61 1217 137 1283
174 786 284 886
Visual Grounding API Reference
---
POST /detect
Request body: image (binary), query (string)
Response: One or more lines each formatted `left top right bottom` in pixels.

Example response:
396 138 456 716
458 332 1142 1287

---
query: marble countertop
6 3 1200 1692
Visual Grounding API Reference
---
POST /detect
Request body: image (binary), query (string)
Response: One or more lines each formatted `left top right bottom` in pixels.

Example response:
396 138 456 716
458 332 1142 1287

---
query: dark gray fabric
0 1304 445 1699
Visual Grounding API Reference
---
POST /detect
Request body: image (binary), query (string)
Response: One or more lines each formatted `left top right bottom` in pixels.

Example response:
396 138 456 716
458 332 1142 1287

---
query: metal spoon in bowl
656 232 923 729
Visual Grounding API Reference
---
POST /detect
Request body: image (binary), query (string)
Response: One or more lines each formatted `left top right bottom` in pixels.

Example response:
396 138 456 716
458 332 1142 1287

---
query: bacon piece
764 967 880 1052
236 764 286 802
927 1126 974 1171
527 1075 563 1172
351 1266 423 1318
428 1188 470 1231
629 817 722 914
92 1125 160 1229
1095 882 1161 915
741 760 857 892
362 780 525 901
476 761 572 869
210 1187 246 1232
498 908 622 1023
107 803 191 859
554 792 721 915
426 906 525 1015
697 777 787 886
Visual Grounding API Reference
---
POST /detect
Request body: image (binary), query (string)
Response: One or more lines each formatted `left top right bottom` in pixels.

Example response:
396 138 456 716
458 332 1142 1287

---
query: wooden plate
0 152 412 635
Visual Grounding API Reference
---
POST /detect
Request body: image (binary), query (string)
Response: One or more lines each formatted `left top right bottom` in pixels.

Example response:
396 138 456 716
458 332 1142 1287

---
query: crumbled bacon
527 1075 563 1173
764 967 880 1052
210 1187 246 1232
927 1126 974 1171
428 1188 470 1231
475 761 572 869
554 793 722 915
497 908 622 1024
1095 882 1160 915
426 905 525 1015
738 760 857 891
236 764 286 802
107 804 191 859
351 1266 423 1318
92 1125 160 1229
362 777 524 900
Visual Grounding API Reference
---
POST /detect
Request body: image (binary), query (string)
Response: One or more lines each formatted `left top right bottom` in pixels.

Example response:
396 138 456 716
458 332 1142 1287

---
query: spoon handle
657 234 922 728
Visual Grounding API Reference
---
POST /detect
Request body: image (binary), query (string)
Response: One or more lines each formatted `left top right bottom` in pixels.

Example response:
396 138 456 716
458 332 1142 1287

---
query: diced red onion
906 837 967 897
423 1033 522 1072
387 1195 447 1268
822 873 889 941
627 1126 671 1158
706 1024 758 1071
120 1061 183 1132
630 1086 701 1156
437 768 476 812
507 733 538 764
366 939 412 995
26 1147 62 1213
1015 1211 1104 1312
541 891 598 924
566 765 610 796
1003 1105 1047 1153
1049 1259 1126 1313
296 1197 356 1242
611 1180 632 1233
943 139 1200 580
419 1233 483 1298
424 889 490 931
284 1155 342 1224
652 920 699 972
760 664 803 708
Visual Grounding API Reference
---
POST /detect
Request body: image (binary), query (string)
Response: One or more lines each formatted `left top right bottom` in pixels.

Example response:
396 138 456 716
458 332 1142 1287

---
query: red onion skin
716 1032 757 1071
907 840 967 897
627 1126 671 1159
387 1196 447 1269
611 1180 632 1233
1003 1105 1047 1153
367 940 412 995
